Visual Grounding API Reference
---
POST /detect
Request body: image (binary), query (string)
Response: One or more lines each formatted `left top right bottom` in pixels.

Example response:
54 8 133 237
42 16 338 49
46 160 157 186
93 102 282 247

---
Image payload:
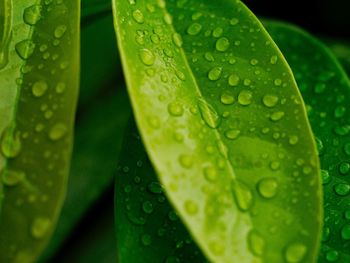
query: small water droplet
321 170 331 184
148 182 163 194
168 102 184 116
31 217 51 239
204 52 214 62
326 249 339 262
274 78 282 86
132 9 144 24
270 55 278 64
184 200 198 215
230 18 239 25
54 25 67 38
257 178 278 199
289 135 299 145
220 93 235 105
216 37 230 52
139 49 155 66
228 74 240 86
270 111 285 121
284 242 307 263
334 183 350 196
225 129 240 140
1 127 21 158
32 81 48 97
250 59 258 66
203 166 218 182
187 23 202 35
238 90 253 106
141 234 152 246
208 67 222 81
343 142 350 155
49 123 67 141
341 224 350 240
314 83 326 94
262 94 278 108
179 154 193 169
212 27 223 38
142 201 154 214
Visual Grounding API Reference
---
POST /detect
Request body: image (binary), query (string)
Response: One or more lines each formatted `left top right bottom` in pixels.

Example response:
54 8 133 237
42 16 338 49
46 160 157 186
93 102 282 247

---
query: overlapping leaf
0 0 80 262
265 21 350 263
113 0 322 262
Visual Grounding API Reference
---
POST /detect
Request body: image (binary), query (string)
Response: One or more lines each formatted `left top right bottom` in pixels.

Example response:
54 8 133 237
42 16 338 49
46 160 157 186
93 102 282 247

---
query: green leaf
325 40 350 76
115 120 207 263
39 12 130 261
0 0 79 262
264 21 350 263
113 0 322 262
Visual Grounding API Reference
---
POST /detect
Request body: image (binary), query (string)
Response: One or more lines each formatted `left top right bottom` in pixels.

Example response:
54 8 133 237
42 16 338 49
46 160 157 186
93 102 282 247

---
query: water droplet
204 52 214 62
208 67 222 81
270 111 285 121
212 27 223 38
341 224 350 240
339 162 350 175
141 234 152 246
168 102 184 117
238 90 253 106
139 49 155 66
321 170 331 184
187 23 202 35
179 154 193 169
231 180 253 212
147 182 163 194
225 129 240 140
56 82 66 93
31 217 51 239
184 200 198 215
228 74 240 86
32 81 48 97
250 59 258 66
284 242 307 263
54 25 67 38
220 93 235 105
262 94 278 108
247 230 265 256
345 210 350 220
1 170 25 186
23 5 42 25
334 183 350 196
142 201 154 214
172 33 183 47
203 166 218 182
274 78 282 86
198 99 221 129
314 83 326 94
15 40 35 59
230 18 239 25
334 106 346 118
344 142 350 155
1 127 21 158
191 12 202 21
270 55 278 64
216 37 230 52
49 123 67 141
132 9 144 24
326 249 339 262
270 161 280 171
257 178 278 199
289 135 299 145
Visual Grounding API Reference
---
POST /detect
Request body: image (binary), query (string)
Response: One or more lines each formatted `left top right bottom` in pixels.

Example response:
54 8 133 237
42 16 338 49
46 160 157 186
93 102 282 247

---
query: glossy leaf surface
113 0 322 262
265 21 350 263
0 0 80 262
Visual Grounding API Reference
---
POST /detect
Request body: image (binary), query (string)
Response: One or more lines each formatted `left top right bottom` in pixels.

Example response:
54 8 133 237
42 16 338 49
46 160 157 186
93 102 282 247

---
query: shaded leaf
265 21 350 263
113 0 322 262
0 0 79 262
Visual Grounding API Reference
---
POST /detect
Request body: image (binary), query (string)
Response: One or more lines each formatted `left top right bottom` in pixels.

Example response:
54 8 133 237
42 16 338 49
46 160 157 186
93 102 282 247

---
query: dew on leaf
215 37 230 52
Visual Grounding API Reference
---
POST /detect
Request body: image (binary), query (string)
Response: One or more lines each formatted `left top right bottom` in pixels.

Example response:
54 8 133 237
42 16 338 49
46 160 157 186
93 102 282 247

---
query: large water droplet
15 40 35 59
198 99 221 129
341 224 350 240
247 230 265 256
228 74 240 86
262 94 278 108
231 180 253 212
132 9 144 24
168 102 184 117
23 5 42 25
54 25 67 38
334 183 350 196
139 49 155 66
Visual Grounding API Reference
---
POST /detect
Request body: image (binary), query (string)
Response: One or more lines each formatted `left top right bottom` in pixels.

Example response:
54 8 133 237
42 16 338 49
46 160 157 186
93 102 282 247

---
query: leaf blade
113 0 322 262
